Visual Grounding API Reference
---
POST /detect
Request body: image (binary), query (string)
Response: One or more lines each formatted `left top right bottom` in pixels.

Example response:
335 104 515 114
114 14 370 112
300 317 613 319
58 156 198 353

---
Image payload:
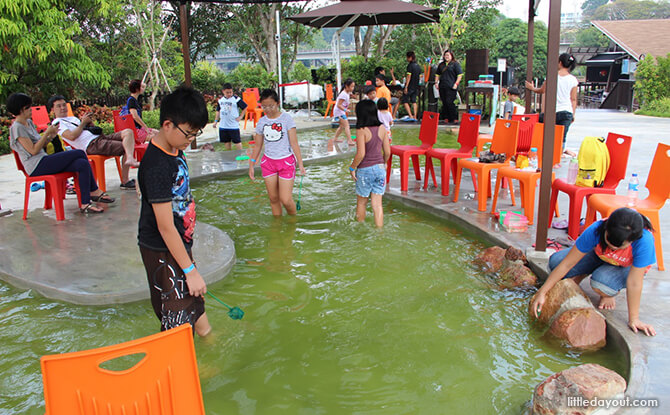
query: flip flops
551 219 568 229
90 192 115 203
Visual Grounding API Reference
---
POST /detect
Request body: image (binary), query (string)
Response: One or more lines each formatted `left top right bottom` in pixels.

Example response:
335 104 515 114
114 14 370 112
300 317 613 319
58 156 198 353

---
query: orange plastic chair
242 90 262 129
491 123 564 224
41 324 205 415
246 87 260 102
385 111 439 192
66 102 75 117
453 119 519 211
88 155 122 193
12 151 81 220
31 106 51 133
584 143 670 270
423 113 480 196
476 113 539 155
324 83 336 118
548 132 632 239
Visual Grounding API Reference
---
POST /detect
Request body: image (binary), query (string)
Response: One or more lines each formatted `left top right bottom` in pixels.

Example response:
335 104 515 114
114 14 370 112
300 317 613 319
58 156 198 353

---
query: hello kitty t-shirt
255 112 296 160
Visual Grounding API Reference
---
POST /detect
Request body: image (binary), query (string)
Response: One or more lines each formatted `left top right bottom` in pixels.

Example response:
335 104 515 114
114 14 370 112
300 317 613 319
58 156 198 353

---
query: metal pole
307 82 311 120
336 33 342 92
525 0 535 112
276 9 283 110
535 0 562 252
179 1 196 149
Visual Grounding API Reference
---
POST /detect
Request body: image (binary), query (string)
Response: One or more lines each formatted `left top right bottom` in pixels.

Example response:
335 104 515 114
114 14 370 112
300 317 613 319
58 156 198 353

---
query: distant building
560 11 581 28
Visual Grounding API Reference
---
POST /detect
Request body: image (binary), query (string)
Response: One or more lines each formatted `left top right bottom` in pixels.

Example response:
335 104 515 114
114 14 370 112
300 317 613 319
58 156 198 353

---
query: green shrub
289 61 311 83
192 61 227 94
635 53 670 106
99 122 115 136
142 109 161 129
228 64 276 91
315 66 335 84
636 97 670 118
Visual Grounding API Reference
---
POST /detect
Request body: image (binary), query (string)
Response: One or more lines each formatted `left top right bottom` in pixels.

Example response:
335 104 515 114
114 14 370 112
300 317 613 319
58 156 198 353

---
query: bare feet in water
598 295 616 310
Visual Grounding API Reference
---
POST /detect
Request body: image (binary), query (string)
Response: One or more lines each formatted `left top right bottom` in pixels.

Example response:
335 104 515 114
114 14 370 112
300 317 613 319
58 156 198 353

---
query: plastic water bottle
627 173 639 207
567 158 579 184
528 147 538 170
30 182 45 192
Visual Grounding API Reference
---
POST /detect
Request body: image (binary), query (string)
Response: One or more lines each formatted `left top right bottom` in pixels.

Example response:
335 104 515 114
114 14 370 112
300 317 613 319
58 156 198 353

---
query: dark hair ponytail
559 53 576 72
340 78 354 92
598 207 653 250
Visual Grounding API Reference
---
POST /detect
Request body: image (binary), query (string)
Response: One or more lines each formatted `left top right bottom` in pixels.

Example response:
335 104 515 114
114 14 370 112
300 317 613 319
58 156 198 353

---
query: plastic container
502 212 529 233
468 109 482 115
529 147 538 170
567 158 579 184
627 173 639 207
516 154 529 169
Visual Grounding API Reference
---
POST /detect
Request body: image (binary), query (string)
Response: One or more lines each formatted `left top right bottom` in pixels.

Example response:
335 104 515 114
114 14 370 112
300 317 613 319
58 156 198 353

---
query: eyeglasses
174 124 203 139
260 104 277 110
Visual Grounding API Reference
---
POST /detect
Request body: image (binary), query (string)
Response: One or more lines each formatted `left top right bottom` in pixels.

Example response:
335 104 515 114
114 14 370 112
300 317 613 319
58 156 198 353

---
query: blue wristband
250 158 256 163
349 166 355 172
182 263 195 275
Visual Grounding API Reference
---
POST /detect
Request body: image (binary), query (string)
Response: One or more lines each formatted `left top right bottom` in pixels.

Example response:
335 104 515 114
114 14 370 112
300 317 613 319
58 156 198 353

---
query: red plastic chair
386 111 439 192
31 106 50 133
423 113 480 196
324 84 336 118
453 119 519 211
548 132 633 239
491 123 564 224
112 109 121 118
113 113 147 161
585 143 670 270
12 151 81 221
41 324 205 415
512 113 540 154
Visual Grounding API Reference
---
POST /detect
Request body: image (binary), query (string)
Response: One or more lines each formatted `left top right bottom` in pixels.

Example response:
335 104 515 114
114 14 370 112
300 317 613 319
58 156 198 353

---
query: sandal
90 192 115 203
80 203 104 214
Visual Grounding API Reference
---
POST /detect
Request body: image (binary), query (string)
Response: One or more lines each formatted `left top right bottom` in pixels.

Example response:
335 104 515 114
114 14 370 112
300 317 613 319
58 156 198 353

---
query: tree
581 0 609 19
0 0 111 100
591 0 670 20
574 26 609 47
289 61 311 82
492 18 548 84
450 7 502 55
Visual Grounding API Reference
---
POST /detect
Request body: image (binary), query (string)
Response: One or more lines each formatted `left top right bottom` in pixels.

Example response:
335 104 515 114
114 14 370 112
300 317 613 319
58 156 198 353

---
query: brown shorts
86 131 125 156
139 246 205 332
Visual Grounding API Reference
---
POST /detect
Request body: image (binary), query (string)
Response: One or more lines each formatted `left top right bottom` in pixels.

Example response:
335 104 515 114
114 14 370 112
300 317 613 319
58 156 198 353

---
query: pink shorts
260 154 296 180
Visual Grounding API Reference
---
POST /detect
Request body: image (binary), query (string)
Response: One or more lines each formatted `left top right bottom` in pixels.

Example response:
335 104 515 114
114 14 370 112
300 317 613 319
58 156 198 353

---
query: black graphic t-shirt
406 61 422 91
126 96 143 129
138 141 196 251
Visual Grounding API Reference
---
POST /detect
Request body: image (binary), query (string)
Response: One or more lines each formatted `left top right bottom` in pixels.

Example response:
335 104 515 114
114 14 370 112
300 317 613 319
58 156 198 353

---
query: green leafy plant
227 64 276 91
635 53 670 107
289 61 311 83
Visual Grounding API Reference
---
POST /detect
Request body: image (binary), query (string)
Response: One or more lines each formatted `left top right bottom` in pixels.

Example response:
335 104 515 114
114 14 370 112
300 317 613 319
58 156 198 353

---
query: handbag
84 125 103 135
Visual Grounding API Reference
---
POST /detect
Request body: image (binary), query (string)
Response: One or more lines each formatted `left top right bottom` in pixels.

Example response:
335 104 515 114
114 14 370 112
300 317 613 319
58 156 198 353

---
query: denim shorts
549 248 630 296
355 164 386 197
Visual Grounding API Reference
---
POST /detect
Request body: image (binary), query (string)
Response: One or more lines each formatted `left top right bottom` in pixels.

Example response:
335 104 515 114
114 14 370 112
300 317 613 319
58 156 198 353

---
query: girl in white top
248 89 306 217
525 53 579 156
333 79 355 146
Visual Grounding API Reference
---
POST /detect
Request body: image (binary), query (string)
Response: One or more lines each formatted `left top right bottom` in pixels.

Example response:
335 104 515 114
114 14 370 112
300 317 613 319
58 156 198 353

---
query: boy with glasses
137 87 211 336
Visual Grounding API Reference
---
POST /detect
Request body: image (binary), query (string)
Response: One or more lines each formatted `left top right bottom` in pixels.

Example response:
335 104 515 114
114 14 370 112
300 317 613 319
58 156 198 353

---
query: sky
499 0 585 24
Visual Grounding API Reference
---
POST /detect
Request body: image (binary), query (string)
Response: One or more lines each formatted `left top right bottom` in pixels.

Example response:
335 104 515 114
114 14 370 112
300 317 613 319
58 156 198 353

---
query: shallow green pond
0 152 624 414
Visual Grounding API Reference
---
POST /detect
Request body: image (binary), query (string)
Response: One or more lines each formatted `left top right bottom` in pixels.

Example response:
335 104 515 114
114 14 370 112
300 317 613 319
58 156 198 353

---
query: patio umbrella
289 0 439 89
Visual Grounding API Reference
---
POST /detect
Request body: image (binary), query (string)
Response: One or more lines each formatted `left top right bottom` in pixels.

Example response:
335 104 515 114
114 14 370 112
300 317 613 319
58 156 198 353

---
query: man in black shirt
401 51 422 121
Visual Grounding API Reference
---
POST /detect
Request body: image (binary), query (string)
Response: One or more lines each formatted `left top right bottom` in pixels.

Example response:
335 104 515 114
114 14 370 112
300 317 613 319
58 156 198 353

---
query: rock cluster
529 279 607 351
532 363 626 415
474 246 537 289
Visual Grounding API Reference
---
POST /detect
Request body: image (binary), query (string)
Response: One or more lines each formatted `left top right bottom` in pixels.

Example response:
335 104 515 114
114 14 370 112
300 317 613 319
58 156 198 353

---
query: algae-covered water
0 129 624 414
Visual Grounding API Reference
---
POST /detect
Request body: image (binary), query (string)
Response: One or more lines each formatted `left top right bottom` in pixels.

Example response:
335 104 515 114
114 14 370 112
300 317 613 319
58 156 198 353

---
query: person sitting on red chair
7 93 114 214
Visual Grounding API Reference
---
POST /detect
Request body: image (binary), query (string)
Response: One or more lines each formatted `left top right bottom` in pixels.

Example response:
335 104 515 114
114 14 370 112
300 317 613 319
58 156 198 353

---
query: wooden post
525 0 535 112
535 0 562 252
179 1 197 149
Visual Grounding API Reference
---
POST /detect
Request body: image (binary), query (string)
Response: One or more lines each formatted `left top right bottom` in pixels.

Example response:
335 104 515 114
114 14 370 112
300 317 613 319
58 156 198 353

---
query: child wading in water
333 79 355 145
530 207 657 336
249 89 306 216
349 100 391 227
137 86 211 336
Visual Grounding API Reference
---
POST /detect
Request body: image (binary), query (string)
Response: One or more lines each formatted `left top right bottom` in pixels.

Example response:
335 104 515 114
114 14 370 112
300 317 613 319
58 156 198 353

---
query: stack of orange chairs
242 90 263 129
323 83 336 118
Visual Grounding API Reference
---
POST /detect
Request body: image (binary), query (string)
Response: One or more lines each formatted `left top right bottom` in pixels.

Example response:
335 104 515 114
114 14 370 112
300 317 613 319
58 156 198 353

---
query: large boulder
475 246 506 273
548 308 607 350
532 363 626 415
505 246 527 264
529 279 592 326
498 262 537 289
